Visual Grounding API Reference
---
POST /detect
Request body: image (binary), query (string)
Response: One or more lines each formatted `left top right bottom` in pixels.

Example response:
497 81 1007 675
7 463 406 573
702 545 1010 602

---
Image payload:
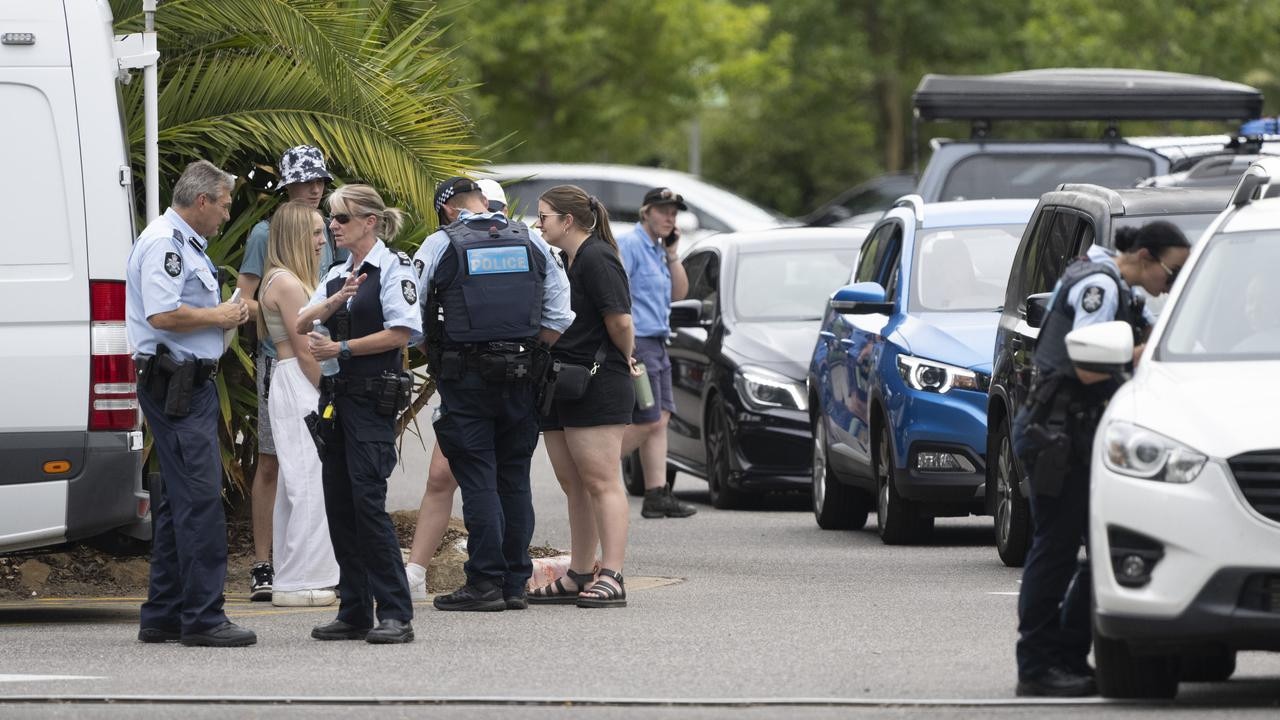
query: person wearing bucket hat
235 144 347 603
617 187 697 519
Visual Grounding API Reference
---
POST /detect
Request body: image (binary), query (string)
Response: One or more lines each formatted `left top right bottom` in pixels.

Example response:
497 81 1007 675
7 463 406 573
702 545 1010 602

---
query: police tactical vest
324 261 399 376
1033 257 1137 379
433 217 545 344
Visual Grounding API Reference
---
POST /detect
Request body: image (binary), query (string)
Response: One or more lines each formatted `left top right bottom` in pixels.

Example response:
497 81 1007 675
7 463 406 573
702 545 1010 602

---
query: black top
913 69 1263 122
553 236 631 373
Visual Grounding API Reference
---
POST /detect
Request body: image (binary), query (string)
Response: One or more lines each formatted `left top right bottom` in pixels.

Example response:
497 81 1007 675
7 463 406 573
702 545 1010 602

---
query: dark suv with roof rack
985 184 1229 567
911 69 1263 203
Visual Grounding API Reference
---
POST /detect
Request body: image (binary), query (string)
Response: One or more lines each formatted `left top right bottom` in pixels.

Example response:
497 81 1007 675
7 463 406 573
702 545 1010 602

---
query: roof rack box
913 68 1263 122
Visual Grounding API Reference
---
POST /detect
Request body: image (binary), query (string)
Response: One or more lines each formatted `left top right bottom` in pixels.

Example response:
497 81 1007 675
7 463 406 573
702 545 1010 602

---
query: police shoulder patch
1081 285 1105 313
401 278 418 305
396 251 412 266
163 251 183 277
413 258 425 276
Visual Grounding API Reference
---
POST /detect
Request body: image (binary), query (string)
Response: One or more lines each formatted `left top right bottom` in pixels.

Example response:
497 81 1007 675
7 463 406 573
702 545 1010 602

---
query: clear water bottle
312 320 341 376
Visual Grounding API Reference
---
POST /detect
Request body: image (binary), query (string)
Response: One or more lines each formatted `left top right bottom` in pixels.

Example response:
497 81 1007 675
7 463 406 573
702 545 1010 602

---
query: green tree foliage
110 0 476 492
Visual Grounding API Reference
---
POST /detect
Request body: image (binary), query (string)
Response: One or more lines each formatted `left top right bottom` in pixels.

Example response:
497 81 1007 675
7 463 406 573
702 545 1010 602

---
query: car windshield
1158 229 1280 362
940 154 1155 201
734 248 857 321
910 224 1023 312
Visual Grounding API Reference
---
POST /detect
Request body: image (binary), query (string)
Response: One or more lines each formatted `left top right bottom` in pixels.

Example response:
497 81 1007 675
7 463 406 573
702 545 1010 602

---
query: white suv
1074 157 1280 698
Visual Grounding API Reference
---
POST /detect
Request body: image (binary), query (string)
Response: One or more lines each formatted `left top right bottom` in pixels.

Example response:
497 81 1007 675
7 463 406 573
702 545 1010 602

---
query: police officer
1013 221 1190 696
296 184 421 644
126 160 256 647
414 176 573 611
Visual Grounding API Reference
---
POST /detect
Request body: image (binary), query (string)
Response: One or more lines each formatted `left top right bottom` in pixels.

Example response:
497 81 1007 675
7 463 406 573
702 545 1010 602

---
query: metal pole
688 116 702 176
143 0 159 221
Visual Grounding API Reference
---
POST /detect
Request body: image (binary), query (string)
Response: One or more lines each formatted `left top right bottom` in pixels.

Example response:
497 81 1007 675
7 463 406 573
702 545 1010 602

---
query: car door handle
839 338 856 349
819 330 836 343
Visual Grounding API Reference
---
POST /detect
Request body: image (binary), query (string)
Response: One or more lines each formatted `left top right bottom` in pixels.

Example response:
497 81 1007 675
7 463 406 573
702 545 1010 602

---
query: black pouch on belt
157 353 195 418
303 411 326 455
375 371 401 417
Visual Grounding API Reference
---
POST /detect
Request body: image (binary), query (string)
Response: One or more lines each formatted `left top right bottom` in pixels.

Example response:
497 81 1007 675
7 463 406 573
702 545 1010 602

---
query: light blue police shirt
307 239 424 346
411 210 573 334
617 222 672 338
126 208 225 361
1057 245 1155 331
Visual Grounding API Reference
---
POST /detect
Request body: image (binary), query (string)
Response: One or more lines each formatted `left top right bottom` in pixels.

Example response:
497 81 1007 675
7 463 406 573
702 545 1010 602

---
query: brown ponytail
539 184 618 256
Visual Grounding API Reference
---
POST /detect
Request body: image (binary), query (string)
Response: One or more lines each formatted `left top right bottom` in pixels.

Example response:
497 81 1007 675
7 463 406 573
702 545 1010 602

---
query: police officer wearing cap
1012 221 1190 697
413 176 573 611
296 184 422 644
127 160 256 647
236 143 347 601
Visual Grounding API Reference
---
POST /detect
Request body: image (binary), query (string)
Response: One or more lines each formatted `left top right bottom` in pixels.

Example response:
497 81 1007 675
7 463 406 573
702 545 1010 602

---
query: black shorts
541 366 634 430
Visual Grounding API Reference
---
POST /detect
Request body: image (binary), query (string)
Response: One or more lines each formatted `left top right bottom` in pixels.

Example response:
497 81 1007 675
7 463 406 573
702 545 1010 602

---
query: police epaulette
396 251 412 266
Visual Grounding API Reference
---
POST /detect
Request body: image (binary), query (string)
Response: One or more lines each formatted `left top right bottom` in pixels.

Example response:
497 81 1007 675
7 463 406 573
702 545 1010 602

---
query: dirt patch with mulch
0 510 562 601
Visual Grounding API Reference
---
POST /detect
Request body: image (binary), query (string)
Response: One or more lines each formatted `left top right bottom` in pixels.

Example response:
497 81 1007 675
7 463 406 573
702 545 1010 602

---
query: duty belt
330 375 393 397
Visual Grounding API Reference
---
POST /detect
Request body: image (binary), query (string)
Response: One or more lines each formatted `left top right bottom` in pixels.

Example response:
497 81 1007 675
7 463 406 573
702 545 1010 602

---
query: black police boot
311 618 371 641
641 487 698 518
137 626 180 644
179 621 257 647
365 619 414 644
1016 667 1099 697
433 582 505 612
505 589 529 611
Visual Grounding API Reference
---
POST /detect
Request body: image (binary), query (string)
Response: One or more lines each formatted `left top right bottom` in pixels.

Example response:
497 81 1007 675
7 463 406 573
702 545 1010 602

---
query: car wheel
1180 649 1236 683
992 417 1030 567
1094 620 1180 699
812 418 870 530
705 398 745 510
622 450 646 497
875 422 932 545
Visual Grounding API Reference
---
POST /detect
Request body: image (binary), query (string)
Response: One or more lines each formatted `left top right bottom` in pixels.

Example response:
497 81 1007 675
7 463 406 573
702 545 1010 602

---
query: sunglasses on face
537 212 566 224
329 212 372 225
1158 258 1181 285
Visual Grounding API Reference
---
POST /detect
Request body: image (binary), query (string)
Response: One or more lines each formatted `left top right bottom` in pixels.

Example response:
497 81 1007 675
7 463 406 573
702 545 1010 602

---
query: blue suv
808 197 1034 543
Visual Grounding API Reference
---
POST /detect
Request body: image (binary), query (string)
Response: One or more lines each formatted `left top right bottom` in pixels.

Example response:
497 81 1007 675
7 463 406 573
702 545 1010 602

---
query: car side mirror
830 282 893 315
1065 321 1134 373
1025 293 1052 329
669 298 704 328
676 213 701 234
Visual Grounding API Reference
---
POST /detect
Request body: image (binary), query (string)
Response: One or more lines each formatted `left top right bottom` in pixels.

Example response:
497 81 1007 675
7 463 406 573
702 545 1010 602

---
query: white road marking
0 674 103 683
987 591 1020 596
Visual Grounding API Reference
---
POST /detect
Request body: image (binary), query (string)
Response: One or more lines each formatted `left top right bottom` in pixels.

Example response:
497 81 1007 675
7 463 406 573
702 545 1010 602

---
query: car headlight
1102 421 1207 484
896 355 986 393
735 366 807 411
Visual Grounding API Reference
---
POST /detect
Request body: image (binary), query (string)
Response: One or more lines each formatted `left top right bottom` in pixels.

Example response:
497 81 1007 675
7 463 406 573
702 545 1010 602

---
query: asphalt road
1 442 1278 719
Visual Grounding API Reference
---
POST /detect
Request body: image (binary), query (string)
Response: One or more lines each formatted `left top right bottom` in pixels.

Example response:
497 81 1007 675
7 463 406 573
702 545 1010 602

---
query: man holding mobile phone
617 187 698 519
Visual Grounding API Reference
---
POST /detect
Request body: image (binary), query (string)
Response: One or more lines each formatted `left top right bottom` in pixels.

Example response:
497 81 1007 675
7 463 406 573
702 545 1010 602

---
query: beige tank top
262 270 294 347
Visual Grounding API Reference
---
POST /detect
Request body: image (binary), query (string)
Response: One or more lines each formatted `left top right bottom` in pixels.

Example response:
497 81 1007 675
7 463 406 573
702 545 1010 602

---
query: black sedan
630 228 863 508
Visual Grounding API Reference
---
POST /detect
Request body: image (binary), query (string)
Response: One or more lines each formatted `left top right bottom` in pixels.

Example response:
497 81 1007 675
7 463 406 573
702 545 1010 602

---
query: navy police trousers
139 382 229 635
433 372 540 596
321 393 413 626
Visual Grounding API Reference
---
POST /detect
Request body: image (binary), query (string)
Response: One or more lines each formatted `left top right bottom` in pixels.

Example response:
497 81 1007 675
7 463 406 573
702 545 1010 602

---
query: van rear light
89 280 138 431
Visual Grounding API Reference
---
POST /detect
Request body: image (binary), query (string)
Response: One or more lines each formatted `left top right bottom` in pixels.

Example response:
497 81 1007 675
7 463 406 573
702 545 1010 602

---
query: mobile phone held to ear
663 229 680 247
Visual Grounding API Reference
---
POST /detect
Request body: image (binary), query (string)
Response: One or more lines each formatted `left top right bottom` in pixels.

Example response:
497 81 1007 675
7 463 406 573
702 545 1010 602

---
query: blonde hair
327 184 405 241
259 202 322 333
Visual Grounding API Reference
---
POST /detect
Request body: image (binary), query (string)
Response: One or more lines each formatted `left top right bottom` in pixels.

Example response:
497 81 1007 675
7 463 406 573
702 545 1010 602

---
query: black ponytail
1115 220 1190 258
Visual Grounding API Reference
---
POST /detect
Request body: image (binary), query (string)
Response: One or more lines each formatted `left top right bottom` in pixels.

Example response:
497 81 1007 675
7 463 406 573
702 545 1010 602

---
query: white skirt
267 358 339 591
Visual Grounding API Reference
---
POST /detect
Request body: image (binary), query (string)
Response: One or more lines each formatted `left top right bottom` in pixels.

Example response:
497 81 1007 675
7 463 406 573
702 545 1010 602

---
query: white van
0 0 149 553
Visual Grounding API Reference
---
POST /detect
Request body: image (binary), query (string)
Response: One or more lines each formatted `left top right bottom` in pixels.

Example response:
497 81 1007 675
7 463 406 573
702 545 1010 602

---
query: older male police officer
126 160 256 647
413 177 573 611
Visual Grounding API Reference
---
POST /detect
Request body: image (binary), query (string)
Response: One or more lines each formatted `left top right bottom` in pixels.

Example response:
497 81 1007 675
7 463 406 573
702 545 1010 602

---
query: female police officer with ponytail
1012 221 1190 697
295 184 421 644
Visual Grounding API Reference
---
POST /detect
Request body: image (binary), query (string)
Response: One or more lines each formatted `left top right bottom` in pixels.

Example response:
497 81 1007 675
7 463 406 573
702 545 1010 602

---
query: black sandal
576 568 626 608
528 568 595 605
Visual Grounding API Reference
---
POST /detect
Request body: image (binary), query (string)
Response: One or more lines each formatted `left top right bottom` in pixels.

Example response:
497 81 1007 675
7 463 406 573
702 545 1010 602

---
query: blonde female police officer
296 184 422 644
126 160 256 647
1012 221 1190 697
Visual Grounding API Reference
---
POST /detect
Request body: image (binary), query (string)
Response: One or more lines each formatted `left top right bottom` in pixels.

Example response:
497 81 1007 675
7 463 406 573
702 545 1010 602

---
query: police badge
164 252 183 277
401 279 417 304
1081 285 1104 313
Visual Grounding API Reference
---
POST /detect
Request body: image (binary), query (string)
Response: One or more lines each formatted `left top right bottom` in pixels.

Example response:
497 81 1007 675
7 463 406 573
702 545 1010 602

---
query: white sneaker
407 570 427 602
272 589 337 607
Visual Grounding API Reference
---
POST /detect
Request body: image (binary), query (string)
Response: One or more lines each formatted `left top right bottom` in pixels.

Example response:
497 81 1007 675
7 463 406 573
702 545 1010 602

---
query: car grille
1228 450 1280 523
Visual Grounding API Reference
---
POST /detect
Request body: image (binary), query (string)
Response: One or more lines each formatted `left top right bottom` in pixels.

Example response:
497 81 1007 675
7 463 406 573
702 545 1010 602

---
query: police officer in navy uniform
126 160 256 647
297 184 422 644
413 177 573 611
1012 221 1190 696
